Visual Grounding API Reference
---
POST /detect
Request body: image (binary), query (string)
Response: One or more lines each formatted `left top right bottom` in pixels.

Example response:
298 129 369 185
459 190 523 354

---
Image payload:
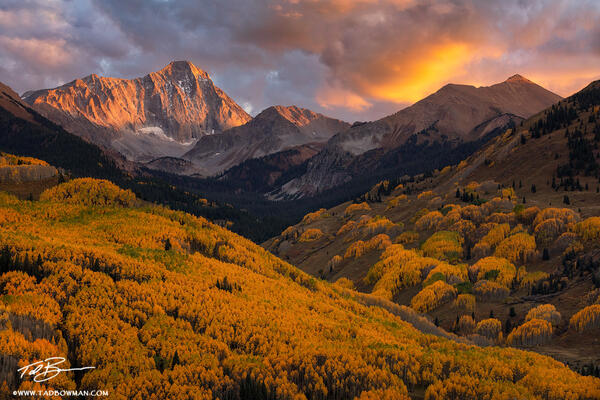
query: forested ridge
265 80 600 377
0 178 598 399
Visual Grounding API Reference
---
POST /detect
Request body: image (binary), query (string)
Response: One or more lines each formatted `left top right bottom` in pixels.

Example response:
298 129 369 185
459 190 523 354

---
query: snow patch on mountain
136 126 198 146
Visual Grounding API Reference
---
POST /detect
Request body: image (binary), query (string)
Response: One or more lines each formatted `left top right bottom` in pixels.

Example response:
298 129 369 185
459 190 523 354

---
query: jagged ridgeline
0 177 599 398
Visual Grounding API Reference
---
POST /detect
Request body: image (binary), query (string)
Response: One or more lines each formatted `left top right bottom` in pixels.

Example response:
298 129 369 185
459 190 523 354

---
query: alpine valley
1 57 600 399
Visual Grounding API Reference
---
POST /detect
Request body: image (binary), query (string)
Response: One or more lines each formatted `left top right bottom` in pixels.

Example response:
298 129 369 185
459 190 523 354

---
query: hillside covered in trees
265 80 600 373
0 178 598 398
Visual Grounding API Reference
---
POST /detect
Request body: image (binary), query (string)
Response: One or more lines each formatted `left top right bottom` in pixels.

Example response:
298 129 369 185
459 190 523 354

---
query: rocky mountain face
272 75 562 199
183 105 349 176
22 61 251 162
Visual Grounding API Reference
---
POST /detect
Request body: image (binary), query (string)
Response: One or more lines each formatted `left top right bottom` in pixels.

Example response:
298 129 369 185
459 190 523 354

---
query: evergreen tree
543 248 550 260
171 350 180 369
505 319 512 335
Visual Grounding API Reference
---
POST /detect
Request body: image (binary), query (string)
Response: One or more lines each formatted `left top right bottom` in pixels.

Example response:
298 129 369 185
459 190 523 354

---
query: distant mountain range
266 79 599 276
21 61 348 176
21 63 561 202
271 75 562 199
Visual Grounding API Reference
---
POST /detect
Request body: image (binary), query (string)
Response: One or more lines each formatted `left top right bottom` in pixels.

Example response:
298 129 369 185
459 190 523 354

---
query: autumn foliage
507 319 553 347
301 208 329 224
570 305 600 333
525 304 562 326
421 231 463 262
344 202 371 216
473 280 510 302
415 211 444 231
472 223 510 259
494 232 537 264
0 153 49 166
458 315 476 335
471 256 516 287
575 217 600 243
334 277 355 290
411 281 457 313
344 234 391 259
298 228 324 242
3 179 596 398
475 318 503 342
533 207 579 230
39 178 136 207
454 294 476 312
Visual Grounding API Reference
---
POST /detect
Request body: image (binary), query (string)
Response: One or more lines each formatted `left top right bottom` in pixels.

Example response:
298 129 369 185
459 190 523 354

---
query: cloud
316 84 372 112
0 0 599 121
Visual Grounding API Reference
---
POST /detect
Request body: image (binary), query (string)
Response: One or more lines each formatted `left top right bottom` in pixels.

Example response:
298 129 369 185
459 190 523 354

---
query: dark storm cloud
1 0 599 121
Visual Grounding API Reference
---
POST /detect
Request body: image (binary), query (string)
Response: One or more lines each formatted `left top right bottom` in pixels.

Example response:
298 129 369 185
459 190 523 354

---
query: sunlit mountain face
22 61 252 163
1 1 600 398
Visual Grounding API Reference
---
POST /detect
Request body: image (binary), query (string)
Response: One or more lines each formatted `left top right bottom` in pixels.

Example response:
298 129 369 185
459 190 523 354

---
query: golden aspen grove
0 176 598 399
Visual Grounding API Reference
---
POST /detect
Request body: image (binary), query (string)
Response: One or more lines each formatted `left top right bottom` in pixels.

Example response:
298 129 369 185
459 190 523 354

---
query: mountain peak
22 61 251 161
158 60 210 80
505 74 534 84
257 105 323 127
81 73 101 83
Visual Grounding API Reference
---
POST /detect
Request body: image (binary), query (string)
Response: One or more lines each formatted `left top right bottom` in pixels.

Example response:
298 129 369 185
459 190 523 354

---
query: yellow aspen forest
411 281 457 313
570 305 600 333
525 304 562 326
474 318 503 343
507 319 553 347
252 67 600 396
344 202 371 216
272 165 600 381
298 228 324 242
1 179 598 399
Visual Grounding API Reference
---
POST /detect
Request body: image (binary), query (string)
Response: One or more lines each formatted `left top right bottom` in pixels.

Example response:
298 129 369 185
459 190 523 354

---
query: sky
1 0 599 122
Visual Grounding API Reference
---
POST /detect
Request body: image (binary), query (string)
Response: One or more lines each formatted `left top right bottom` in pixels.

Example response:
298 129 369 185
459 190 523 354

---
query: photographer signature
18 357 95 383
